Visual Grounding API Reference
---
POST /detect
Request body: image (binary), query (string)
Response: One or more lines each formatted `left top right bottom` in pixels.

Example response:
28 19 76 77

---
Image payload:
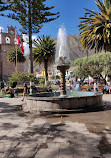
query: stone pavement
0 95 111 158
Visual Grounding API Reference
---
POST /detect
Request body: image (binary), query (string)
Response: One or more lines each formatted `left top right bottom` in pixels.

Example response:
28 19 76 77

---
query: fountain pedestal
57 65 70 96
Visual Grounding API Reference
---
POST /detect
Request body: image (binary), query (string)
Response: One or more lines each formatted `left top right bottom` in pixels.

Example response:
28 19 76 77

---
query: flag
17 32 21 44
21 45 24 54
17 31 24 54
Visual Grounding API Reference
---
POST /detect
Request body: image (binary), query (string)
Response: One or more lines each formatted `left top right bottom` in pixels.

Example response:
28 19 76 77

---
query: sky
0 0 99 54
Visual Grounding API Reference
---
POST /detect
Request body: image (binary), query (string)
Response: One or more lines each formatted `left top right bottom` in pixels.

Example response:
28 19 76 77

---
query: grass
0 92 3 97
52 86 59 92
0 91 23 97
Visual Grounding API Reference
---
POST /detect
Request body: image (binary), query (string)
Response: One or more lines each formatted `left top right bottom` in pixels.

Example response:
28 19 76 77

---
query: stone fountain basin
22 92 103 113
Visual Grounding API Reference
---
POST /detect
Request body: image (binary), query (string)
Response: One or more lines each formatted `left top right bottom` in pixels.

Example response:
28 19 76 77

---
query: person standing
103 83 110 94
75 81 81 91
1 80 5 90
94 82 99 92
22 83 28 101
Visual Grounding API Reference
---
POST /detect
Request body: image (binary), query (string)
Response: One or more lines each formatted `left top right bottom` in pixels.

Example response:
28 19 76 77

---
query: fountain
56 26 70 96
23 26 103 113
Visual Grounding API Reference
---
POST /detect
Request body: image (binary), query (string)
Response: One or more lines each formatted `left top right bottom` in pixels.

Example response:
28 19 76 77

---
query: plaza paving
0 95 111 157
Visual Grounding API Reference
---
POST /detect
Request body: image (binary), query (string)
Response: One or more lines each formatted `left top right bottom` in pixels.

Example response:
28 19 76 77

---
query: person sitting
5 86 11 94
5 86 14 98
14 89 18 97
86 87 91 92
30 86 38 94
47 85 52 92
33 86 38 93
103 83 110 94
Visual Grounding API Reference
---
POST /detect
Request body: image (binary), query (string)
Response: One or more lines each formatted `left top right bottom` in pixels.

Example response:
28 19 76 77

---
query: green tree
87 54 104 79
0 1 11 11
8 47 26 67
78 0 111 52
99 51 111 77
9 72 37 86
0 0 59 73
72 52 111 81
71 57 89 82
33 35 55 84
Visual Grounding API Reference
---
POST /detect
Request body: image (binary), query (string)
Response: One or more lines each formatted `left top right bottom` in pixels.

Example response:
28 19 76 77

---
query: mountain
24 34 95 72
54 34 94 61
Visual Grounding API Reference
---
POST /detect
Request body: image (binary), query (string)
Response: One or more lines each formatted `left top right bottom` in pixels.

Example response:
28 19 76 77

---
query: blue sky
0 0 99 38
0 0 100 54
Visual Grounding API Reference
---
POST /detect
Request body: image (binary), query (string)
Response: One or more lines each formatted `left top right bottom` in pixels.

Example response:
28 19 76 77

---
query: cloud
23 34 37 55
32 35 37 40
22 34 29 54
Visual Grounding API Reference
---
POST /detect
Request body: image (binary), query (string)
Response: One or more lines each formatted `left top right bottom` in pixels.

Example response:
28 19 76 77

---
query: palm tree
8 47 26 67
78 0 111 53
33 35 55 84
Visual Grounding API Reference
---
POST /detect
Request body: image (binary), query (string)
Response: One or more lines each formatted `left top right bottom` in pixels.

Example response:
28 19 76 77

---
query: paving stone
8 147 37 158
0 97 111 158
73 147 85 158
59 148 74 158
103 154 111 158
35 148 59 158
82 149 101 158
53 137 68 143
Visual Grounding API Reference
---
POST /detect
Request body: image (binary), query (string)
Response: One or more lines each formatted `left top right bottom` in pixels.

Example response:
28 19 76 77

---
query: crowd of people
0 81 53 100
0 78 111 100
69 79 111 94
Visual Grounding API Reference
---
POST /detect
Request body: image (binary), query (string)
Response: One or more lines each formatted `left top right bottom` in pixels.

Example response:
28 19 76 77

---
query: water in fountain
55 25 70 67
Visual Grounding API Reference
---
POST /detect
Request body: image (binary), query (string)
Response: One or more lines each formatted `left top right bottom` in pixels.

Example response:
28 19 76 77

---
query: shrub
9 72 37 86
46 81 51 86
50 75 55 80
39 78 45 85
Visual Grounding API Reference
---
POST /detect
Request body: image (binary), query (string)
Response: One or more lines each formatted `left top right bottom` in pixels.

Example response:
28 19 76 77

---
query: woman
22 83 28 101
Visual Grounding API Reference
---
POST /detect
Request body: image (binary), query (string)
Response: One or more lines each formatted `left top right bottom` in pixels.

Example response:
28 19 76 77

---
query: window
10 30 14 34
6 37 10 44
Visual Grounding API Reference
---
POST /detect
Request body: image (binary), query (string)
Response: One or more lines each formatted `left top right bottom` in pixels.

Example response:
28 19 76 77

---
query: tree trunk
28 0 33 73
15 60 16 72
44 59 48 84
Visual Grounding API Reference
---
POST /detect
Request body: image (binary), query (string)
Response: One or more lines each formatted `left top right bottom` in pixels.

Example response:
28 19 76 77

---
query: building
0 26 24 81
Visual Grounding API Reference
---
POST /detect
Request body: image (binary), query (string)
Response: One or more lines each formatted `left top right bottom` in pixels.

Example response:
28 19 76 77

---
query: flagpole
15 27 17 73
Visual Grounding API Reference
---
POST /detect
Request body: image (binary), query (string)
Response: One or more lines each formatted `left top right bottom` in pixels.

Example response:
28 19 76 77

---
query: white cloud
32 35 37 40
23 34 37 55
23 34 29 55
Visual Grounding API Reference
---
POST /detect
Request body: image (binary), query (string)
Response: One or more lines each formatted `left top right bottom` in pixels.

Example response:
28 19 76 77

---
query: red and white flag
17 32 24 54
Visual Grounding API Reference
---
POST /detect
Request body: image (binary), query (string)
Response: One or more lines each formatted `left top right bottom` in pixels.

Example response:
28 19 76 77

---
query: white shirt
94 83 98 90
